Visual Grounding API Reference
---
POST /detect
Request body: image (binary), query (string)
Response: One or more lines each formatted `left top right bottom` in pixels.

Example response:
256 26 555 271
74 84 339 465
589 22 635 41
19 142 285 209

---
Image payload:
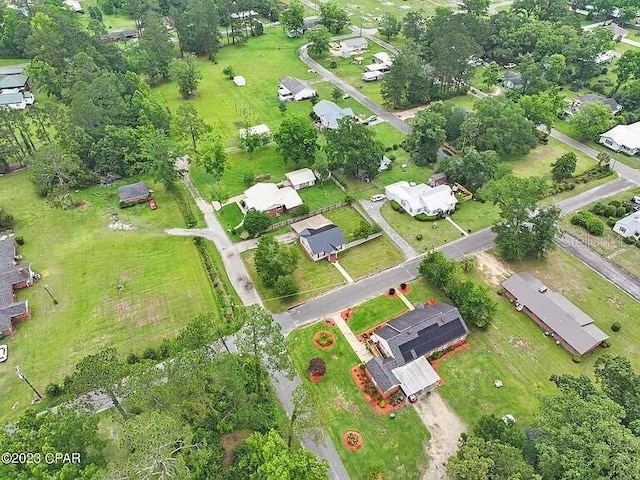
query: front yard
288 322 430 480
508 137 597 177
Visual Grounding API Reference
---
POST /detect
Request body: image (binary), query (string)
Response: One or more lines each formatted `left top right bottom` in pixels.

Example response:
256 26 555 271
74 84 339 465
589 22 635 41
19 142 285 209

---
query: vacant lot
288 322 429 480
508 137 597 178
0 172 217 419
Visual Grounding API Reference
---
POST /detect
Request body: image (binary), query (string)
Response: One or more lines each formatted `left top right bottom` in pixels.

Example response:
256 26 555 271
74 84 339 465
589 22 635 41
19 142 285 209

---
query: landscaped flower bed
313 330 336 349
350 364 406 414
342 430 364 451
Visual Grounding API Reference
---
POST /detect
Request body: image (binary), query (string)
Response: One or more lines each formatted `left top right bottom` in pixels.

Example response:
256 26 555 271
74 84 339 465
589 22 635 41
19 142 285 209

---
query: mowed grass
437 247 640 426
298 181 346 210
217 202 244 232
508 137 597 178
0 172 217 420
288 322 430 480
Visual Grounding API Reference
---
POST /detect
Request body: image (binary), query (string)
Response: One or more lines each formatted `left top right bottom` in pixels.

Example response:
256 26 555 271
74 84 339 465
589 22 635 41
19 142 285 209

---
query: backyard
288 322 430 480
0 172 218 419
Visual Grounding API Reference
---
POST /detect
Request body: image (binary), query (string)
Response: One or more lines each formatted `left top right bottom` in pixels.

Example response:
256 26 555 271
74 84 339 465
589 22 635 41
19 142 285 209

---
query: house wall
600 136 622 152
299 237 326 261
1 326 13 337
372 334 393 358
363 367 400 399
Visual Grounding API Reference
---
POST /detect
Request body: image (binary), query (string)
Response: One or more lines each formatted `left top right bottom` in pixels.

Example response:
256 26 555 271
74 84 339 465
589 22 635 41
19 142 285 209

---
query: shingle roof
340 37 368 49
280 77 310 95
0 93 24 105
0 237 29 332
118 182 150 203
0 64 27 76
366 357 399 393
0 74 28 90
300 224 346 256
312 100 354 129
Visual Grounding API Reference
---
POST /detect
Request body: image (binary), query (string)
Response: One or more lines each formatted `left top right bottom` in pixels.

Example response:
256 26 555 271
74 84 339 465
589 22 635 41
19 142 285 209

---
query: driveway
360 199 418 259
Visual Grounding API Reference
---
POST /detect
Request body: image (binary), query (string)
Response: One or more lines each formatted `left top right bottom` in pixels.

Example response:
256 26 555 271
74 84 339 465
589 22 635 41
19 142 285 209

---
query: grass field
508 137 597 178
298 181 346 210
0 172 217 420
217 202 244 232
288 322 430 480
437 247 640 426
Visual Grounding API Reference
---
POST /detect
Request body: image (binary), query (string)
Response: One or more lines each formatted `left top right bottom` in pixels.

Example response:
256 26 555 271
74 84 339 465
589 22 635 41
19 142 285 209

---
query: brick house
0 237 33 337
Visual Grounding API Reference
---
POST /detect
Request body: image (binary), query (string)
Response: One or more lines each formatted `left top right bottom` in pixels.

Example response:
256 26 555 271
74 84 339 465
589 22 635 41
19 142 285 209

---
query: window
605 139 614 146
619 227 627 233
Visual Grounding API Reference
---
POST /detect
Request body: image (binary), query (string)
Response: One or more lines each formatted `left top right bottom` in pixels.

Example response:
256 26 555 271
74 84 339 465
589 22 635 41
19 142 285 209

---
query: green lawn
437 247 640 426
298 181 346 210
0 172 217 420
325 206 370 238
450 200 500 235
443 94 478 111
217 202 244 232
288 322 430 480
0 58 29 67
508 137 597 178
338 234 405 279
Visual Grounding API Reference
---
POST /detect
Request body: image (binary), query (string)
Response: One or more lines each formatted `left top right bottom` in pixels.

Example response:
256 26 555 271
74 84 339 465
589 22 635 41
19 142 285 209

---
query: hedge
570 211 605 236
415 213 439 221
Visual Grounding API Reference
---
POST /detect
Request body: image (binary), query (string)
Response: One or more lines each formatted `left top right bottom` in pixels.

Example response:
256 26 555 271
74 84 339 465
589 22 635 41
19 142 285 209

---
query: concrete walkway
235 232 298 253
333 261 354 283
332 314 373 362
396 291 415 311
360 200 418 259
445 216 468 236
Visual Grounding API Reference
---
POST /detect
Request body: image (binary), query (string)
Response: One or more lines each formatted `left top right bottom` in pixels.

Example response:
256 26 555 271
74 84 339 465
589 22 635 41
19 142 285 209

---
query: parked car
363 115 378 125
504 62 517 69
149 199 157 210
0 345 7 363
370 194 386 202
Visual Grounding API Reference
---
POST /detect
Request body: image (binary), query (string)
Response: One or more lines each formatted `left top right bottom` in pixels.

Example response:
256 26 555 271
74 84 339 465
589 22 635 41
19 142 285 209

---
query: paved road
360 199 418 259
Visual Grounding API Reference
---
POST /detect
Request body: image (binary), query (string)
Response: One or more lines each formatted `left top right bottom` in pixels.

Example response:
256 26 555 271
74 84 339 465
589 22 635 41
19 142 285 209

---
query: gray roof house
0 237 33 337
278 77 317 101
502 273 609 356
0 64 28 76
503 71 523 90
563 94 623 117
299 224 346 261
312 100 354 129
340 37 368 57
0 74 29 91
118 182 151 207
613 212 640 239
367 303 469 397
606 23 628 39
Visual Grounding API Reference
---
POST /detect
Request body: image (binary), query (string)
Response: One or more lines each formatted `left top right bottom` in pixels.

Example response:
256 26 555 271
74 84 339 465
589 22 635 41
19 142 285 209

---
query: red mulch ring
342 431 364 451
313 330 337 350
384 290 397 299
322 317 336 327
309 373 324 383
399 283 411 294
350 365 406 415
341 308 354 321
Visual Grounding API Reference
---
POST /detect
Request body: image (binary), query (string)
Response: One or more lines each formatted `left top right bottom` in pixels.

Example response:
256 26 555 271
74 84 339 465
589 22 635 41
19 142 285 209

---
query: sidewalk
360 200 418 259
333 261 354 283
332 314 373 363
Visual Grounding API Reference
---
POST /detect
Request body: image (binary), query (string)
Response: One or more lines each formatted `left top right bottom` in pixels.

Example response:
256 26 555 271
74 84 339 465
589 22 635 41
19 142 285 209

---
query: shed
428 172 448 186
118 182 151 207
285 168 316 190
233 76 246 87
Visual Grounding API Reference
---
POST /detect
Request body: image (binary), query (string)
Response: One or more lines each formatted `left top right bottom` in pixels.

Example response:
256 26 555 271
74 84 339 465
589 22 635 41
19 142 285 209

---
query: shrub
390 391 405 405
591 202 606 216
329 61 338 69
126 353 141 364
388 288 396 295
242 172 255 187
359 363 366 369
392 144 399 150
415 233 423 241
571 211 605 235
243 210 272 236
141 347 159 360
45 383 63 397
274 274 299 297
400 282 407 290
624 236 635 245
390 200 403 212
378 399 386 408
604 205 617 217
184 213 197 228
415 213 438 221
571 355 582 363
344 195 354 204
609 200 621 208
14 236 24 245
601 339 611 348
316 331 334 347
611 321 622 332
308 357 326 376
607 216 617 227
297 204 310 216
615 206 626 218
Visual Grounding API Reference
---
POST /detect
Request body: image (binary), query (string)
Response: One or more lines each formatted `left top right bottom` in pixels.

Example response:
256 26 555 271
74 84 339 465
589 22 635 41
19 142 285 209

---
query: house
238 124 271 139
340 37 368 57
278 77 316 102
595 50 617 65
0 93 26 110
0 237 33 338
312 100 354 129
242 183 303 216
606 22 628 40
63 0 83 12
284 168 316 190
101 29 139 42
599 122 640 155
362 71 385 82
0 74 29 92
563 94 623 117
118 182 151 207
290 214 332 235
373 52 393 65
428 173 448 187
613 212 640 239
366 302 469 398
299 224 346 261
502 273 609 356
384 181 458 217
364 63 390 73
503 71 523 90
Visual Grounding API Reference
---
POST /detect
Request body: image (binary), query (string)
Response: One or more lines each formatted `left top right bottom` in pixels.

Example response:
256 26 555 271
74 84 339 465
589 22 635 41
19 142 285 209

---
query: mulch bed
350 364 406 415
399 283 411 294
309 373 324 383
342 430 364 451
341 308 354 321
313 330 337 350
322 317 336 327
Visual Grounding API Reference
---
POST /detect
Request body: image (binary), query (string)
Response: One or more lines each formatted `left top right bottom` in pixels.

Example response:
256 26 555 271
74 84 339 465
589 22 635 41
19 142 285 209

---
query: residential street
360 199 418 259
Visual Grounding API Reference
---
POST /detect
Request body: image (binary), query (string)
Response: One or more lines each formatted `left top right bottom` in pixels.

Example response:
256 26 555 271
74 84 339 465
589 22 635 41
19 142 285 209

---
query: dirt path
475 251 513 286
414 392 466 480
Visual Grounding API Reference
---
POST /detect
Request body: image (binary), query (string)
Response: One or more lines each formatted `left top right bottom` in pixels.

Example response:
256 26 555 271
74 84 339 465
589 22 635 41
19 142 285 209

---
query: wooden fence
265 201 349 232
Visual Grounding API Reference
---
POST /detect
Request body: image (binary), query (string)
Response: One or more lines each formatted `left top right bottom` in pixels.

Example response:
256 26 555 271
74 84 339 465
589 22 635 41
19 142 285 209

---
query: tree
616 50 640 91
229 430 329 479
71 348 129 420
319 1 348 34
223 65 235 79
381 45 433 108
519 89 565 131
197 133 227 180
175 0 220 58
238 106 269 159
173 102 212 152
274 274 299 297
331 86 343 103
404 109 446 166
141 129 181 191
550 152 577 182
129 12 175 83
418 251 459 290
280 0 304 33
459 0 490 15
287 383 324 447
307 27 330 57
569 102 616 141
378 14 401 41
594 354 640 433
618 79 640 112
243 210 272 236
235 306 292 395
437 148 502 192
482 62 502 89
324 118 385 180
170 53 202 98
473 414 526 449
253 235 298 288
445 278 496 329
274 114 319 168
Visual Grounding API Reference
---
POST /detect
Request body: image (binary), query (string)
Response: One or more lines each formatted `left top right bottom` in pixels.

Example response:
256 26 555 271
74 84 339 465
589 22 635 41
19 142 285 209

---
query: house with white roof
340 37 368 57
373 52 393 65
312 100 354 129
599 122 640 156
241 183 303 216
613 212 640 239
384 181 458 217
238 124 271 139
284 168 316 190
278 77 316 102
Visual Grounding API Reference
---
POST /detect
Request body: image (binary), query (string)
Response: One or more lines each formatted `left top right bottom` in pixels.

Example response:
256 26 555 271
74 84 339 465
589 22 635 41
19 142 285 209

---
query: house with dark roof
502 273 609 356
0 74 29 92
503 71 523 90
101 29 139 42
118 182 151 207
0 237 33 337
563 94 623 118
278 77 316 102
366 302 469 399
299 224 346 262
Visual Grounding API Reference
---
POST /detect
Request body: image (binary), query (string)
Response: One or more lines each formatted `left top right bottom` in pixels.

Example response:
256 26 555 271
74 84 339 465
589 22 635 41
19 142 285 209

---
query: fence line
343 232 383 250
265 201 349 232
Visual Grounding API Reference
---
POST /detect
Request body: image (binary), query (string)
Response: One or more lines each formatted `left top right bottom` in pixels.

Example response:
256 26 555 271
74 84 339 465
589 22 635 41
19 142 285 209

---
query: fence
265 201 349 232
330 175 348 193
343 232 383 250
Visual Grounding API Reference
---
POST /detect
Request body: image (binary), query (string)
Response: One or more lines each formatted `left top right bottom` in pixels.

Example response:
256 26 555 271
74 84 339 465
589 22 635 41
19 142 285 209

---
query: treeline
447 354 640 479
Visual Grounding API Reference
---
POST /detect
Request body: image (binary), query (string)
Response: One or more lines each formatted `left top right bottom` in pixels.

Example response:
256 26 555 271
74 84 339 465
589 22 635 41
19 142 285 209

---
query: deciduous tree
287 383 324 447
307 27 330 56
405 109 446 166
173 102 212 152
280 0 304 33
243 210 272 236
274 114 319 168
319 1 348 33
378 13 401 40
170 53 202 98
197 133 227 180
569 102 615 141
550 152 577 182
254 235 298 288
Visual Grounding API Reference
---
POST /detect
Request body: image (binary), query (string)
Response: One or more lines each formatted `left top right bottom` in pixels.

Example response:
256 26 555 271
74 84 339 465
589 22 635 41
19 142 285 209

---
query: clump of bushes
390 200 403 212
571 355 582 363
388 287 395 295
623 236 635 245
415 213 438 221
571 211 605 236
611 321 622 332
308 357 326 376
415 234 423 241
45 383 63 397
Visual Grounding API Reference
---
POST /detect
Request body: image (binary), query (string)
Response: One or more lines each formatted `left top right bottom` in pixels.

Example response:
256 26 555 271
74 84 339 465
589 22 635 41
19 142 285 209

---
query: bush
400 282 407 290
45 383 63 397
274 274 299 297
624 236 635 245
591 202 606 216
601 339 611 348
390 200 403 212
392 144 399 150
242 172 255 187
388 287 396 295
184 212 197 228
615 206 626 218
315 331 334 347
415 213 438 221
329 61 338 69
344 195 354 204
607 216 617 227
308 357 326 376
604 205 617 217
611 321 622 332
571 355 582 363
297 204 310 216
609 200 621 208
243 210 272 236
378 399 386 408
571 211 605 236
126 353 141 364
359 363 366 369
141 347 159 360
14 236 24 245
415 233 423 241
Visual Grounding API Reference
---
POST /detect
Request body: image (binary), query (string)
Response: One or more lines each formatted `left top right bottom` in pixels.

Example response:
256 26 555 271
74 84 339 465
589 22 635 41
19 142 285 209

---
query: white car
370 194 386 202
504 63 517 69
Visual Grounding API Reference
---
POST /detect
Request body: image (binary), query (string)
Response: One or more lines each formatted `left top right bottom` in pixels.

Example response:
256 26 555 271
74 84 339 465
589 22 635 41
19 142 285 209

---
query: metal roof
0 74 28 90
118 182 150 202
392 357 440 396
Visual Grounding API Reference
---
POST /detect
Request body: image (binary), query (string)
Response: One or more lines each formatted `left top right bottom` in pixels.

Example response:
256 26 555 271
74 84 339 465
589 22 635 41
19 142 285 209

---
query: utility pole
16 366 43 400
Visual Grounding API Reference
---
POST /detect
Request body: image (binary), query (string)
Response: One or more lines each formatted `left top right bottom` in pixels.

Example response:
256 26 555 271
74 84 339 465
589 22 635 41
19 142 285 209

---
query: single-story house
0 237 33 338
242 183 303 216
238 124 271 139
563 94 623 117
428 172 448 187
384 181 458 217
284 168 316 190
373 52 393 65
502 273 609 356
0 92 26 110
290 214 331 235
366 302 469 399
503 71 523 90
101 29 139 42
313 100 355 130
0 64 27 76
118 182 151 207
299 224 346 261
613 212 640 239
0 74 29 92
362 71 385 82
278 77 317 102
599 122 640 156
340 37 368 57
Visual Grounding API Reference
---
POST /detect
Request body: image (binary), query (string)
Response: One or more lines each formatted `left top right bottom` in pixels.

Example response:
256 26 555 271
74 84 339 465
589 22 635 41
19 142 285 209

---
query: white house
312 100 354 129
599 122 640 156
362 71 385 82
238 124 271 139
0 92 26 110
373 52 393 65
278 77 316 101
242 183 303 216
340 37 368 57
285 168 316 190
613 212 640 239
384 181 458 217
364 63 390 73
